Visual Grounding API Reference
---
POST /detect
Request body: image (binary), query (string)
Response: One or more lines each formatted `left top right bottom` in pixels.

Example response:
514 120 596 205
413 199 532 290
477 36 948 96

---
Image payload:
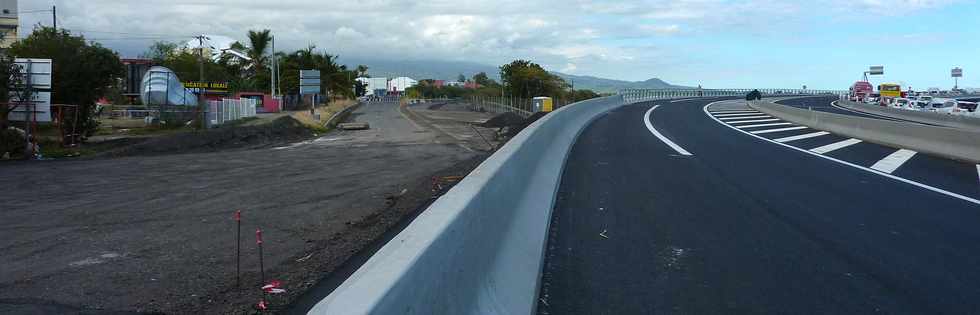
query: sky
16 0 980 90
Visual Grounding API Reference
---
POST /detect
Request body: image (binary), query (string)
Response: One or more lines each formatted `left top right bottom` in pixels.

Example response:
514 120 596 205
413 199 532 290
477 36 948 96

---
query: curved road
538 97 980 314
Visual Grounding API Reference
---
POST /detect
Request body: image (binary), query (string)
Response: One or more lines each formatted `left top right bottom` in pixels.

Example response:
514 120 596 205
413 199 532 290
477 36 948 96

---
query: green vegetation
9 26 125 137
405 60 601 103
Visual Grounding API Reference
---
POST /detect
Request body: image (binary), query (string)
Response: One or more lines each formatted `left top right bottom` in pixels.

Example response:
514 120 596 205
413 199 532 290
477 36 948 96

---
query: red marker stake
235 210 241 288
257 228 265 286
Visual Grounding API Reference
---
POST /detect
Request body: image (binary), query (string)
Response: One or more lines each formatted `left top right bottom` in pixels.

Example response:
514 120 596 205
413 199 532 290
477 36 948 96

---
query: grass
290 99 357 133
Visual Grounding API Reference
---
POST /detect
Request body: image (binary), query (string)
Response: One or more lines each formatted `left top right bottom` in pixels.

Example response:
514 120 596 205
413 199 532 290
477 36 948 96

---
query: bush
0 127 26 159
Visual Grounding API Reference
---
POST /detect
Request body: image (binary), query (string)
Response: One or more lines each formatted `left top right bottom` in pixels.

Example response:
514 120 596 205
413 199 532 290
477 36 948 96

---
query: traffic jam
848 68 978 116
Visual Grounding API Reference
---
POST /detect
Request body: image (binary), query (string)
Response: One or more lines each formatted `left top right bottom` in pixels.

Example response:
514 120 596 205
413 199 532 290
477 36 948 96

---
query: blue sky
17 0 980 90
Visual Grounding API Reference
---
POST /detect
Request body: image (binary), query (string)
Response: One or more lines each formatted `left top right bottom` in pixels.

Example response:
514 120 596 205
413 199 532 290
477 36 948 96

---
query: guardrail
309 95 628 314
835 100 980 132
750 100 980 164
620 88 847 104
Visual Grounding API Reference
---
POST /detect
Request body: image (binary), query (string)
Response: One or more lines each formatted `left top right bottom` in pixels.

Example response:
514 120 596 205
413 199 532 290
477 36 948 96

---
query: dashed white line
774 131 830 143
713 112 764 117
750 126 808 134
644 105 693 156
870 149 917 174
810 138 863 154
718 115 771 121
736 122 794 129
727 118 781 124
703 101 980 206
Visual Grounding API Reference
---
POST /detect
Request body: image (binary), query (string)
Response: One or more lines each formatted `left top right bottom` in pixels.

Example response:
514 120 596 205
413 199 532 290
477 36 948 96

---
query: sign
869 66 884 75
952 67 963 78
299 70 321 95
182 81 229 93
8 92 52 122
14 59 53 89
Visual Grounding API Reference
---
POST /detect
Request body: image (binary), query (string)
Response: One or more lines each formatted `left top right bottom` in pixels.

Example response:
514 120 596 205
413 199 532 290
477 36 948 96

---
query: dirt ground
0 100 493 314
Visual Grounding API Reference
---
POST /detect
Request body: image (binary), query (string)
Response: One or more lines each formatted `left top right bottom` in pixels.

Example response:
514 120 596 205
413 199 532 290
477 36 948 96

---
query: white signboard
14 58 53 89
952 68 963 78
8 92 53 122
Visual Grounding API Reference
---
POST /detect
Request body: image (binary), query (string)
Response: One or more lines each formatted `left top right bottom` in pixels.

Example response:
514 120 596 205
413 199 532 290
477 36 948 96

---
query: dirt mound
97 116 316 158
501 111 549 138
480 112 526 128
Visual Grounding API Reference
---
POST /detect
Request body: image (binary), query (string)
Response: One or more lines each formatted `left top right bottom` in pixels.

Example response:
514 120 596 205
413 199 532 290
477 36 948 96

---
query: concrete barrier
836 100 980 132
310 96 629 314
324 102 363 129
750 101 980 164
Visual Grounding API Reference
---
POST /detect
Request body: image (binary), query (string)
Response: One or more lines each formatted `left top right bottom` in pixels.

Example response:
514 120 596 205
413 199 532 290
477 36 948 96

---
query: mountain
337 57 687 93
552 72 690 93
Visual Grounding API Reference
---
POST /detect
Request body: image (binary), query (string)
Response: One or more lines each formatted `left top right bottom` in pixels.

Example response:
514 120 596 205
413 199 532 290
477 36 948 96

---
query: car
927 98 958 114
914 95 933 109
951 101 978 115
891 98 913 110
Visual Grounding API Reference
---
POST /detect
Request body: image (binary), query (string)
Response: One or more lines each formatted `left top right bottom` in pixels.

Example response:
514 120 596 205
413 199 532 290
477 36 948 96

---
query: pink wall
234 92 280 113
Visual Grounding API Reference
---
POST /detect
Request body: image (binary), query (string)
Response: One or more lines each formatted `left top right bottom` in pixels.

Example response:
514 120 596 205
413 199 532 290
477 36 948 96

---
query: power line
18 9 54 14
72 29 196 37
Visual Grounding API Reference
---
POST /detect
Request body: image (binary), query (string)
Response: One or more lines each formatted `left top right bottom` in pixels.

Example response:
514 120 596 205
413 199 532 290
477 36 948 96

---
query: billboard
952 68 963 78
8 59 53 122
182 81 229 93
299 70 321 95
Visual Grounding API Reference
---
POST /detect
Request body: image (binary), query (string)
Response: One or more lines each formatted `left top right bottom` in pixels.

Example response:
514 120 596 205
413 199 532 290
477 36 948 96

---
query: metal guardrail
620 88 848 104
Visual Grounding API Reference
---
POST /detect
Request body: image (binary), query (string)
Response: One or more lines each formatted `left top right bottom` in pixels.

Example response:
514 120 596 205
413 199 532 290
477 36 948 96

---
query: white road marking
976 165 980 186
713 112 764 117
670 98 696 103
644 105 693 156
774 131 830 143
709 110 757 114
870 149 917 174
718 115 771 121
703 101 980 206
727 118 781 124
810 138 862 154
750 126 808 134
736 122 794 129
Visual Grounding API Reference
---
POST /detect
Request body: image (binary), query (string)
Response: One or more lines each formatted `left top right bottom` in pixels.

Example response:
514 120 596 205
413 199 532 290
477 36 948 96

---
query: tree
457 73 466 83
500 59 568 99
0 56 35 130
473 72 495 86
355 64 369 78
9 26 124 137
141 41 178 65
246 29 272 71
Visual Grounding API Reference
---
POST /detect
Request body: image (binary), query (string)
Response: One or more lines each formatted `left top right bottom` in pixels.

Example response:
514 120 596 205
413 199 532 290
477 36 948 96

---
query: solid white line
774 131 830 143
713 112 764 117
976 165 980 186
870 149 917 174
644 105 693 156
703 101 980 206
750 126 808 134
719 115 771 121
736 122 794 129
670 98 696 103
727 118 781 124
810 138 862 154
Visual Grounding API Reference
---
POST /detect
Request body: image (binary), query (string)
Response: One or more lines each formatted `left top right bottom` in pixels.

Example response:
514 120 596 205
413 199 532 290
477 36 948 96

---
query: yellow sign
183 81 229 90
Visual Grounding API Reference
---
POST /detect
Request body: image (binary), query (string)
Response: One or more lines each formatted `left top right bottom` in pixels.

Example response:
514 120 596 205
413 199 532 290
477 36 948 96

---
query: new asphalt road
538 97 980 314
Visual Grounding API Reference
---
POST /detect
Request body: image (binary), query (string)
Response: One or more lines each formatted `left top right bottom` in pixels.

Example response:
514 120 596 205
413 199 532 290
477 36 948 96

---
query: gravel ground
0 100 484 314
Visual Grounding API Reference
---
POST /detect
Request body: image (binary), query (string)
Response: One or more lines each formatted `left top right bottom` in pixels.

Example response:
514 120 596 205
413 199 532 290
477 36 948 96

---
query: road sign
952 68 963 78
869 66 884 75
299 69 321 95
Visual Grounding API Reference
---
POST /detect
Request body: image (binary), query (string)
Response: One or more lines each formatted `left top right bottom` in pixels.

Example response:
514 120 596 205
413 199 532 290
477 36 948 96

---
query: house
357 77 389 96
0 0 17 49
388 77 418 92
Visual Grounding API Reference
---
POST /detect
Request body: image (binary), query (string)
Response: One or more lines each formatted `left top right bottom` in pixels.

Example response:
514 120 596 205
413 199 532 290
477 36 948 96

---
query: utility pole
52 6 56 29
270 35 276 98
195 34 206 128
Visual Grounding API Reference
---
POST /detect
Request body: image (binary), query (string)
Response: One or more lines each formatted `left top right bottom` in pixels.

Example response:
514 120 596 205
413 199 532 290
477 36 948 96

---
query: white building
388 77 418 93
357 77 389 96
0 0 18 49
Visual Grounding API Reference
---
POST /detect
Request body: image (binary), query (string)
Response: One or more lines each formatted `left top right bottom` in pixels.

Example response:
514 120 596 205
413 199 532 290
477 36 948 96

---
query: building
121 59 153 104
0 0 17 49
357 77 389 96
464 81 482 89
388 77 418 92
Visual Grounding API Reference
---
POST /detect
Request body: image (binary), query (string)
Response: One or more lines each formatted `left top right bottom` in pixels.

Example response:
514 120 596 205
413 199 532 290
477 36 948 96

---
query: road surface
539 97 980 314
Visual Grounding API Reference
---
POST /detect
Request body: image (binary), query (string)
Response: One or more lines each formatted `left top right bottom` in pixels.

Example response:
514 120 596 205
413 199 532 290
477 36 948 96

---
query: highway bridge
307 91 980 314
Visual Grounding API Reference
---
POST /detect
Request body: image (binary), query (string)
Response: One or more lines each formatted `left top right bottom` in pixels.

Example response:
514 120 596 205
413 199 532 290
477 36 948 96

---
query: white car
914 95 933 109
927 98 958 114
951 101 978 116
891 98 914 110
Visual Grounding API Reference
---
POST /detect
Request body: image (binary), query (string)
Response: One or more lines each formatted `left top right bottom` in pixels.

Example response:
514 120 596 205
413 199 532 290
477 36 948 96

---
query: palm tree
246 29 272 71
